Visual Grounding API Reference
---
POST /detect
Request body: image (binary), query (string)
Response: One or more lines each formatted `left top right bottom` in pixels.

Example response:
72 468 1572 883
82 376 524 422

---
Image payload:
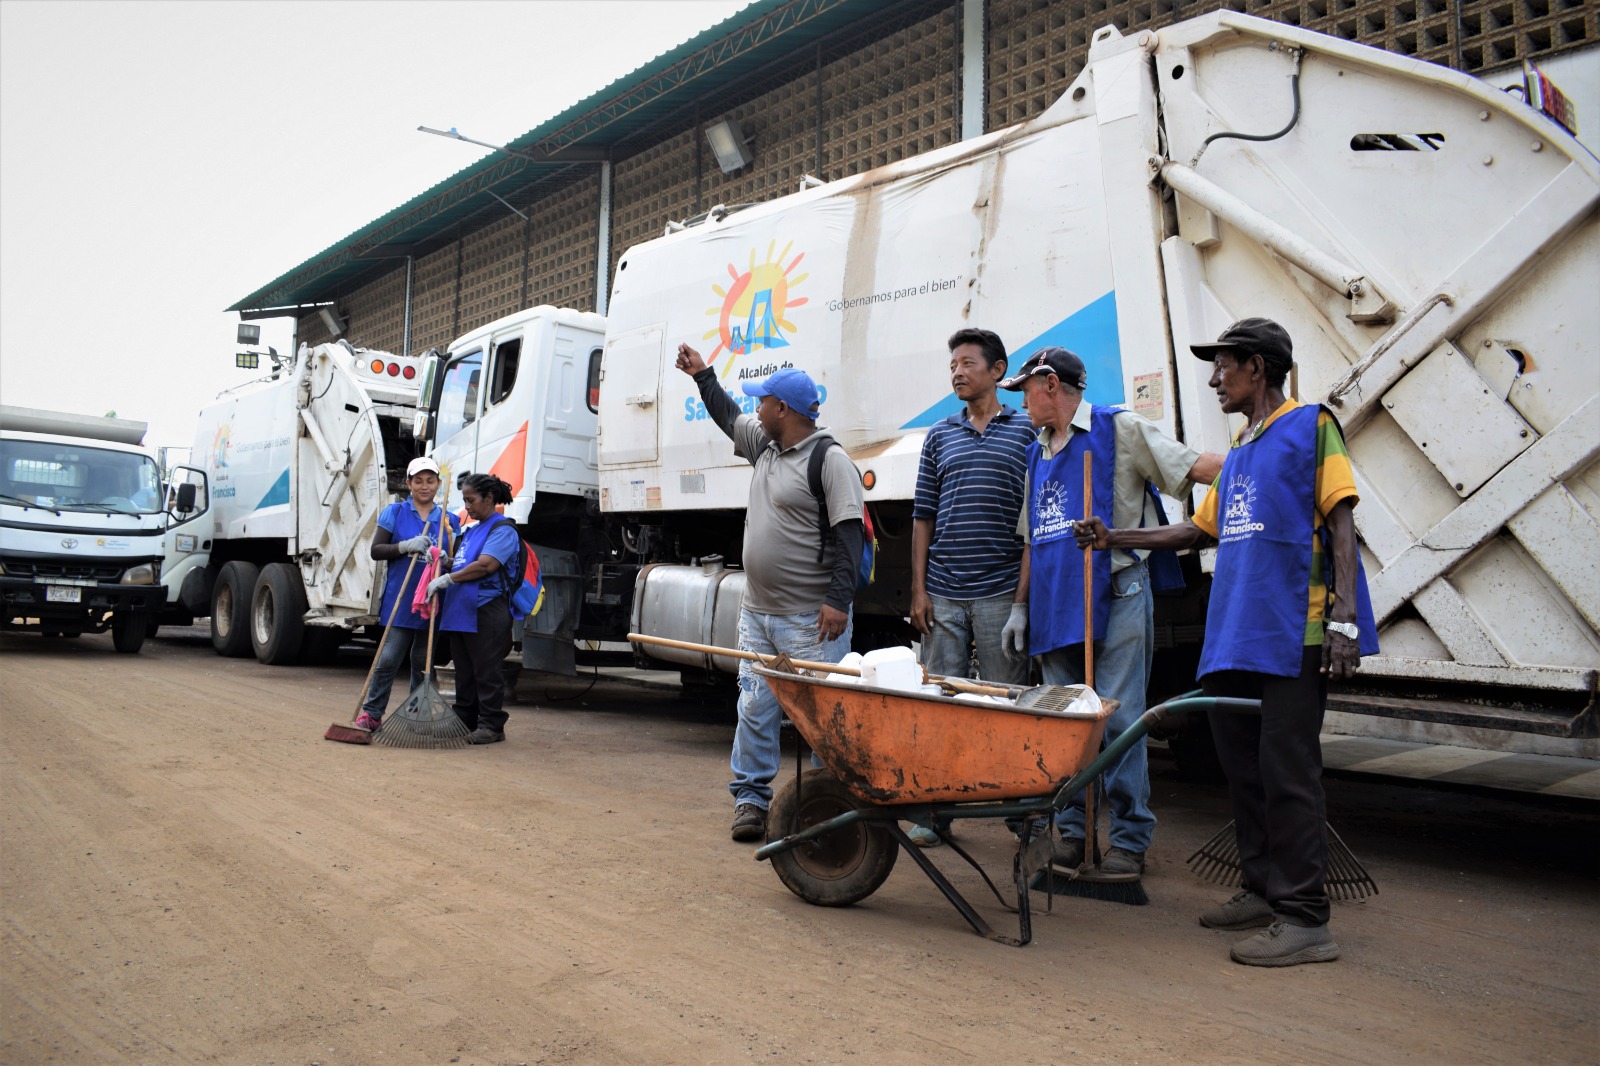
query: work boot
731 803 767 842
1230 920 1340 967
1099 847 1145 877
465 727 505 745
1198 890 1275 930
1050 837 1086 870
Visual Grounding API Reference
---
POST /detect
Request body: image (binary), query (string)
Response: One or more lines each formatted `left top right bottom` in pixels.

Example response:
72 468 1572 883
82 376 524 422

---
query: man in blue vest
1003 347 1221 878
1074 317 1378 966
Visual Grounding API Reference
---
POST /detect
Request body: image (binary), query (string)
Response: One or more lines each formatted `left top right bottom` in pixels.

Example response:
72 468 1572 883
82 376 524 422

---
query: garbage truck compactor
423 13 1599 747
186 341 426 664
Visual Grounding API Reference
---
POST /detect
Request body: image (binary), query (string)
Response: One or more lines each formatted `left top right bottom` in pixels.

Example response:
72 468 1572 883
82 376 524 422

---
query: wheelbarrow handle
1047 693 1261 811
625 632 1013 696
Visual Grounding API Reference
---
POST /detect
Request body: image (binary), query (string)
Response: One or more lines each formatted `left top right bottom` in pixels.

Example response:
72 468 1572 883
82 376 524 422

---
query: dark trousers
1202 644 1330 927
449 602 513 734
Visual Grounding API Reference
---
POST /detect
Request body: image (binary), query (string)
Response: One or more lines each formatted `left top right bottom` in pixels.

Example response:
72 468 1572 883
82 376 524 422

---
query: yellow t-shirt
1193 399 1358 644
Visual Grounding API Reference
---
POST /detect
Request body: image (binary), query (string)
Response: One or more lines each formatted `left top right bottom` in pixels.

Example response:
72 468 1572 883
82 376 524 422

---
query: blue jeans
730 606 853 810
360 626 428 718
1039 561 1155 854
923 593 1030 685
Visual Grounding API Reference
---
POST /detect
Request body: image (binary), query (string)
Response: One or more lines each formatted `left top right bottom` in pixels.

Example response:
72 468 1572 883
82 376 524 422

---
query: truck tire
111 611 147 654
251 562 307 665
210 561 259 657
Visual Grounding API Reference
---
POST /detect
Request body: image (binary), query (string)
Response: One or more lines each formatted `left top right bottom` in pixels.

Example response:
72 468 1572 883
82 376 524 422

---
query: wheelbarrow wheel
768 769 897 907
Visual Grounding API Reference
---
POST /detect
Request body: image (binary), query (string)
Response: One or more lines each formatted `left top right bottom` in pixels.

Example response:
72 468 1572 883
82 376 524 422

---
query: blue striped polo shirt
913 405 1035 600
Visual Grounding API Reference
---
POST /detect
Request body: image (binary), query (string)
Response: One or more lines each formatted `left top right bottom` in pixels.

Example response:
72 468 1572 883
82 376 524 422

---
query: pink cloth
411 546 442 619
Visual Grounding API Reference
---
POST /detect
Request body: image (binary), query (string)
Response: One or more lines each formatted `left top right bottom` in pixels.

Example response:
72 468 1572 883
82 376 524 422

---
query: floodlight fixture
236 352 260 370
237 324 261 345
318 307 345 337
705 118 753 174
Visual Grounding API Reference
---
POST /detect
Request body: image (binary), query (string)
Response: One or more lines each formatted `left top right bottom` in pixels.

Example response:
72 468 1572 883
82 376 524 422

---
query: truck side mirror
175 482 197 514
411 351 441 442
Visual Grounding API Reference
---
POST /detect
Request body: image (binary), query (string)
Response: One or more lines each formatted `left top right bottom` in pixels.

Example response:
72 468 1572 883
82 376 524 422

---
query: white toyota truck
0 406 210 653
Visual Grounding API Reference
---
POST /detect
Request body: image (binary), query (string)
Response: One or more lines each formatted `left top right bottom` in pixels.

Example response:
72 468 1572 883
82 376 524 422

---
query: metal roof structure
229 0 908 314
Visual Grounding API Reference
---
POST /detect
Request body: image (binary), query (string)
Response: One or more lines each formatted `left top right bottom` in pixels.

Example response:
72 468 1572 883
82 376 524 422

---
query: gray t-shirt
732 417 864 615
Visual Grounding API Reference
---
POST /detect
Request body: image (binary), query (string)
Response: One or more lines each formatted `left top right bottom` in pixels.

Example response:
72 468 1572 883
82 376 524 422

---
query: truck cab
0 406 209 652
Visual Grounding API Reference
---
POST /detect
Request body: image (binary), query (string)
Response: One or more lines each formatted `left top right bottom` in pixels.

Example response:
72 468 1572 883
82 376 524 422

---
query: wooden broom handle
625 633 1014 697
1083 450 1094 689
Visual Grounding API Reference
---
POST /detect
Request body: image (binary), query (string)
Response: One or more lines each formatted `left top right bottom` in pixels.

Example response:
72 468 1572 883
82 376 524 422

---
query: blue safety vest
377 501 458 628
1199 404 1378 678
438 515 515 634
1026 408 1117 655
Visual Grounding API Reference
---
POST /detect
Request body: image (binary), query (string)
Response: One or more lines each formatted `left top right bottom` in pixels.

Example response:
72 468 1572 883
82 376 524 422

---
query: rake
324 554 419 745
1186 819 1379 901
372 480 469 751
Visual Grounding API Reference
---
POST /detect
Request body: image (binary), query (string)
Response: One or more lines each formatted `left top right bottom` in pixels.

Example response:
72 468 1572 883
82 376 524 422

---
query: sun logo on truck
212 422 231 470
703 240 808 378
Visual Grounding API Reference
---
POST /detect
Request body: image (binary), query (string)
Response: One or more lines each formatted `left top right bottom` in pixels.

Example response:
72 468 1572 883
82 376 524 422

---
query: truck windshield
0 439 163 514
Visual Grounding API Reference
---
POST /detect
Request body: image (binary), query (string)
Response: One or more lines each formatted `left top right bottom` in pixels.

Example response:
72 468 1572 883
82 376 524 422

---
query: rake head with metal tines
1186 820 1379 900
371 683 470 750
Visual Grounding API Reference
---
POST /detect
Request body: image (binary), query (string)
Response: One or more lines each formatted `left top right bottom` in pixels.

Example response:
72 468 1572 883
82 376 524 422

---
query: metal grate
1 557 127 582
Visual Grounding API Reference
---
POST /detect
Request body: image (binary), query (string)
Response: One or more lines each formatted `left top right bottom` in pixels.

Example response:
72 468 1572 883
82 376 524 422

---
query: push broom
324 553 420 745
372 478 471 750
1032 451 1150 904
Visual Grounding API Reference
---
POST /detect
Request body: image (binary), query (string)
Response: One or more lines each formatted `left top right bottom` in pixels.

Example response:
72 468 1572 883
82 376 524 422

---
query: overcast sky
0 0 748 449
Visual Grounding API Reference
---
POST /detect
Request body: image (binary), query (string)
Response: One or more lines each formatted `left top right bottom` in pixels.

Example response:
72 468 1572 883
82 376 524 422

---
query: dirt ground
2 630 1596 1065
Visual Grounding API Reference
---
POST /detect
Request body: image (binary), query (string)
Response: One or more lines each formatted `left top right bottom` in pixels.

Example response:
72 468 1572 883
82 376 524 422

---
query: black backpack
805 434 876 591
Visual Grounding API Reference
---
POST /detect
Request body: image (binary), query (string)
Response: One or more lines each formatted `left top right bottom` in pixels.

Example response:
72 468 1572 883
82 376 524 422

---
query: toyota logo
60 537 78 549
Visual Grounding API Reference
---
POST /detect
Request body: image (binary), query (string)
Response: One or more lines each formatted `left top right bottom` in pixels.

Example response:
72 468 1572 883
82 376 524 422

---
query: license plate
45 586 81 603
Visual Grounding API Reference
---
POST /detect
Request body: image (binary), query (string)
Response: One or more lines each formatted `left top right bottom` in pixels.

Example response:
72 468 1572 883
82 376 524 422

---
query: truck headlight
175 534 197 553
121 564 158 585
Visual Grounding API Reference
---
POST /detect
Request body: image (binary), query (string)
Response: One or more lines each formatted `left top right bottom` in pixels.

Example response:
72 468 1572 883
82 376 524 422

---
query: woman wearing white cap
353 457 461 732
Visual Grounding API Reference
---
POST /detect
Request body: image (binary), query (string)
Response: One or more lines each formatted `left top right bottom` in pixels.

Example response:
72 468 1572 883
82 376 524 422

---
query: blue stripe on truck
899 291 1124 429
256 469 289 510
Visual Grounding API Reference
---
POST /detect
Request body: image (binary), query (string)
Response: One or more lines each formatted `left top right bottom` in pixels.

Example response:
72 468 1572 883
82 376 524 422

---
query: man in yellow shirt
1074 318 1377 967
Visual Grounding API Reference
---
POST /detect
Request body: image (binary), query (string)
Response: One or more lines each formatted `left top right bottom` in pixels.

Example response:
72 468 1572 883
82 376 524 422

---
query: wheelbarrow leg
885 824 1030 947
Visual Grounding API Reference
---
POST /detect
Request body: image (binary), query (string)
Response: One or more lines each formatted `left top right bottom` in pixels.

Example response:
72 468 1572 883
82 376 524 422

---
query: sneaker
1198 890 1275 930
1230 920 1340 967
906 825 943 848
352 712 382 732
1099 847 1145 877
1050 837 1086 870
731 803 767 842
465 727 505 745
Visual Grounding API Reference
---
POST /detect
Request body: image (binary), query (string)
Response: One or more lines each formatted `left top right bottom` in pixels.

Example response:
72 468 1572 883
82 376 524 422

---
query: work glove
395 534 432 555
1002 603 1029 658
426 574 453 599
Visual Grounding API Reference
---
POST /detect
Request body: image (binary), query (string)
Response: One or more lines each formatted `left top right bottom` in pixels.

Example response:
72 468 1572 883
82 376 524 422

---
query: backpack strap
805 433 837 565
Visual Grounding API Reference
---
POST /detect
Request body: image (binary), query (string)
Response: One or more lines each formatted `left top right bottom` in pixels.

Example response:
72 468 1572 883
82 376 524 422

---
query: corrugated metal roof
230 0 897 313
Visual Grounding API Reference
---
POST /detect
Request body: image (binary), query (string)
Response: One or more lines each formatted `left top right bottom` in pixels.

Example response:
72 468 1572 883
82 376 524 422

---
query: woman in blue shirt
426 473 520 744
354 457 460 732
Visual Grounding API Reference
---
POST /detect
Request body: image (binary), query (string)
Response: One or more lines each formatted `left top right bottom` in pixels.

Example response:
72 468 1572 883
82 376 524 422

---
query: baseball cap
406 456 441 478
999 346 1087 391
741 367 820 418
1190 318 1294 374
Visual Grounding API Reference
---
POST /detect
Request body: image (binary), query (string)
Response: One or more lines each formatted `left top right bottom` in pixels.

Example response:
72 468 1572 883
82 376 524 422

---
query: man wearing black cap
1073 317 1378 966
1003 346 1222 879
674 343 866 843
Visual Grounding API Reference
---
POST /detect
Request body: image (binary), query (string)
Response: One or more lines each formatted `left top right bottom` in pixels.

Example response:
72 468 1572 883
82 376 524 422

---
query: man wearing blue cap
1003 346 1221 879
675 343 866 842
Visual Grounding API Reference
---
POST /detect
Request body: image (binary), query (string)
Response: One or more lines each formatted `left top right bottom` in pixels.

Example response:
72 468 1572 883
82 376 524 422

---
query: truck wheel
251 562 306 665
111 612 147 654
767 769 897 907
210 561 259 657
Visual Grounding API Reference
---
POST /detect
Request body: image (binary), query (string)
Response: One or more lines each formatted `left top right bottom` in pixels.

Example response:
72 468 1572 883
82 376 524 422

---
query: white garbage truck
0 405 210 653
182 341 428 663
415 12 1597 753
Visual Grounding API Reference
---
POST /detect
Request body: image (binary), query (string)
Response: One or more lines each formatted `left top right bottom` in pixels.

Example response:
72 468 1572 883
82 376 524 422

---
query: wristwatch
1326 621 1359 641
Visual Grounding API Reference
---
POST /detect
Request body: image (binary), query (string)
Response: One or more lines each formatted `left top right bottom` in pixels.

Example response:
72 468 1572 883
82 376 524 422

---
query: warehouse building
229 0 1596 350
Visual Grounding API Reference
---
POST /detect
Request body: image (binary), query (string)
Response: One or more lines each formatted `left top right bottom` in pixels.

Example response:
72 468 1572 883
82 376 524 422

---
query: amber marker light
861 470 876 490
369 359 384 374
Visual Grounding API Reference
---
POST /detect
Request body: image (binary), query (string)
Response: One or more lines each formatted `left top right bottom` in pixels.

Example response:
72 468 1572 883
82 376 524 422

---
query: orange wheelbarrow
749 665 1260 946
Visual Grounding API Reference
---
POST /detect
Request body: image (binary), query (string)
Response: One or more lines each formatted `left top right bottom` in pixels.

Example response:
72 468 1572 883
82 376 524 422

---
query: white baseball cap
406 457 440 478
